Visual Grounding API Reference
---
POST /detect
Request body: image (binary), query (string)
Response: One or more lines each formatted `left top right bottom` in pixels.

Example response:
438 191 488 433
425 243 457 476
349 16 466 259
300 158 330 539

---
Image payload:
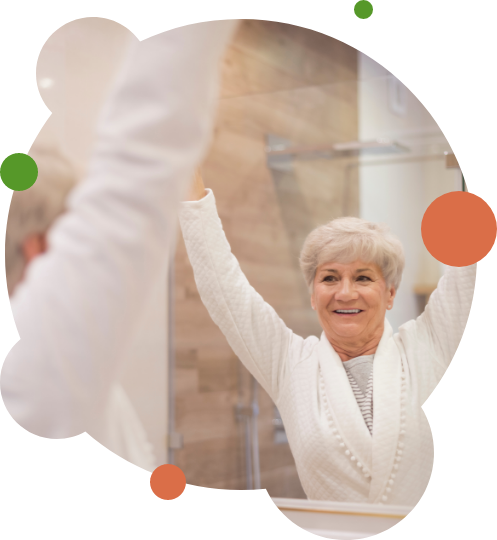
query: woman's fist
186 169 207 201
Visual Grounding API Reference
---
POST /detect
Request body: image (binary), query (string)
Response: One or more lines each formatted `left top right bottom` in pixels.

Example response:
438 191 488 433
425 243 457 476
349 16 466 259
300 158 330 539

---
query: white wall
34 18 168 467
358 53 460 331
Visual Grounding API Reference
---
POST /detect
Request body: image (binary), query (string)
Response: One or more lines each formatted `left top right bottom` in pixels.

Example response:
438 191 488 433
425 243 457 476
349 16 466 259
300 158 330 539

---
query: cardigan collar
317 319 402 501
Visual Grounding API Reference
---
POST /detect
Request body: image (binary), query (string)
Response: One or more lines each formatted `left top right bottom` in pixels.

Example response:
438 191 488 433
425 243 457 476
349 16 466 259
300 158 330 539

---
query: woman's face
311 259 396 345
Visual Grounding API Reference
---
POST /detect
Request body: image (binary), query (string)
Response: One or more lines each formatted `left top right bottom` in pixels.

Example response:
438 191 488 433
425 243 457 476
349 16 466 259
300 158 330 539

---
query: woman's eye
323 276 336 282
323 276 371 281
357 275 371 282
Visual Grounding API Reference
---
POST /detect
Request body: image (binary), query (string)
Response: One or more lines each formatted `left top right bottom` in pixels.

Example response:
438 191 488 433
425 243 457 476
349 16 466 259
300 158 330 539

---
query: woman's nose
335 279 358 301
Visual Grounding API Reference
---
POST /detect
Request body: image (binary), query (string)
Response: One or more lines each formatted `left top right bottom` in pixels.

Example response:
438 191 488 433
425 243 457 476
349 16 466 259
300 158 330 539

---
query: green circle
0 153 38 191
355 1 373 19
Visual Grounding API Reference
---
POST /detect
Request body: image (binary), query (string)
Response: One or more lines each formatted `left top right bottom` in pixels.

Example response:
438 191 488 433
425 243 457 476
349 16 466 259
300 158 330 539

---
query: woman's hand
186 169 207 201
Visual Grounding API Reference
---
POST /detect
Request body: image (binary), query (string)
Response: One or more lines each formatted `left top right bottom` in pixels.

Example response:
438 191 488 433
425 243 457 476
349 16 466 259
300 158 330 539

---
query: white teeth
335 309 361 313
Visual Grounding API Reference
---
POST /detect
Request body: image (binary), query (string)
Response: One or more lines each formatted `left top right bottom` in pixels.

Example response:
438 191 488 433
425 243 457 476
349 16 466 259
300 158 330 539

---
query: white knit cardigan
179 189 476 506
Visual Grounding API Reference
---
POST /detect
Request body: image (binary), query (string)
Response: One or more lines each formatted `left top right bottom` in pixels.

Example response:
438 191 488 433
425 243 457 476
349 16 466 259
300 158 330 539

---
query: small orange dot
422 191 496 266
150 464 186 500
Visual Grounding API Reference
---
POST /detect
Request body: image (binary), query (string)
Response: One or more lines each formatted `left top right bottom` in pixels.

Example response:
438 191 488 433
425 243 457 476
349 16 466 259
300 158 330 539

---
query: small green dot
355 0 373 19
0 153 38 191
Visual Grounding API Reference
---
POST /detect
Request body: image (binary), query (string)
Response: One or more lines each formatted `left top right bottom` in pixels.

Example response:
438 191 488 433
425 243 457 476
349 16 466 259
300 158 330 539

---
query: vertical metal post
235 398 253 488
167 255 177 465
251 376 261 489
166 234 184 460
244 416 254 490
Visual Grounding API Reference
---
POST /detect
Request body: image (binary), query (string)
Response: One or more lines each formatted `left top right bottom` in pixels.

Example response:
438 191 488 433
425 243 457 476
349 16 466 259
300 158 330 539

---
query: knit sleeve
0 22 238 439
179 189 305 402
397 264 476 402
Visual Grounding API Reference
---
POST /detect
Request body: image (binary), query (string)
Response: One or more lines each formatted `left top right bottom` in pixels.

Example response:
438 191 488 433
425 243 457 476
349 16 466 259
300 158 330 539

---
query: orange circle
422 191 496 266
150 464 186 500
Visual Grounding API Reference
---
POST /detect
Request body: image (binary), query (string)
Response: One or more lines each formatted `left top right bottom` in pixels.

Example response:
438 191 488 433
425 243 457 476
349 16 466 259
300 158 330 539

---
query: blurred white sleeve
397 264 476 403
1 21 238 438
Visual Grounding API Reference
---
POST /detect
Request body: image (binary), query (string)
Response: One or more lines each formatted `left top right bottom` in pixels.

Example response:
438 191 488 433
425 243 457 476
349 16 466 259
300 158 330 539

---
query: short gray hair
299 216 405 292
6 145 77 294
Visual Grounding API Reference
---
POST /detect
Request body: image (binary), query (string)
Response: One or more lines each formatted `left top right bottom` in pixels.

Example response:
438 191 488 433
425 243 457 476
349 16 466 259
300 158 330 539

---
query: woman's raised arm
397 264 476 401
1 22 238 439
179 178 308 403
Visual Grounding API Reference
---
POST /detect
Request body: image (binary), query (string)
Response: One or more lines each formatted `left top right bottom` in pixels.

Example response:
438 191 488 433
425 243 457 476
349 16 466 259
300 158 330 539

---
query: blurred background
22 18 462 499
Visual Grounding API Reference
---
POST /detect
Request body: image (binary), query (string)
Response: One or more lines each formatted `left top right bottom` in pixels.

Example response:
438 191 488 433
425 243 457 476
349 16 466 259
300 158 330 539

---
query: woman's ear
387 286 396 310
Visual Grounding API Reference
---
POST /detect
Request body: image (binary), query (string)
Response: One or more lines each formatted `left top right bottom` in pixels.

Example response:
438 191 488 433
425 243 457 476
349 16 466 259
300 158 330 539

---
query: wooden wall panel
174 20 359 499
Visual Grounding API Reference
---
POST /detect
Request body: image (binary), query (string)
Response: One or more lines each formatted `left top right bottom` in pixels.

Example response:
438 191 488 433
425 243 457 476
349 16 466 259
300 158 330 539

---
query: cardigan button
386 487 392 493
388 479 394 485
398 442 405 448
393 464 399 470
397 450 403 456
390 473 396 479
339 443 345 448
345 450 351 456
364 473 370 478
351 456 356 461
400 430 406 435
357 462 362 468
382 496 388 502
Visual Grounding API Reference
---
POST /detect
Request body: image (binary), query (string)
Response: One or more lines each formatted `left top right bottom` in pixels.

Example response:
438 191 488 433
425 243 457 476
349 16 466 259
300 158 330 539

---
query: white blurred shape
38 77 54 89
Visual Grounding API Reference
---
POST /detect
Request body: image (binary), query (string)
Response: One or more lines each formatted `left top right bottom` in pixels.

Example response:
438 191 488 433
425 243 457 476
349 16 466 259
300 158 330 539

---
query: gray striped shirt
342 355 374 435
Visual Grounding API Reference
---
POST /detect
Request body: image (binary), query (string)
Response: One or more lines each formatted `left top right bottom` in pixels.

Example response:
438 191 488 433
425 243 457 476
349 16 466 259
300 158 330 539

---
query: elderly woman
179 173 475 506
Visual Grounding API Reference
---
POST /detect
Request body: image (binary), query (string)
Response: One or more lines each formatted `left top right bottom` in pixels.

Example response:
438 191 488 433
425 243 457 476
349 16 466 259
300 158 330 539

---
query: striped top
342 355 374 435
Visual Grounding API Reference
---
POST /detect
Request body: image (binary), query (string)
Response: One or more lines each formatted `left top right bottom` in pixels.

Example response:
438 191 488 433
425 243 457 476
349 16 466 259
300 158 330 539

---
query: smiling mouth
333 309 363 314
